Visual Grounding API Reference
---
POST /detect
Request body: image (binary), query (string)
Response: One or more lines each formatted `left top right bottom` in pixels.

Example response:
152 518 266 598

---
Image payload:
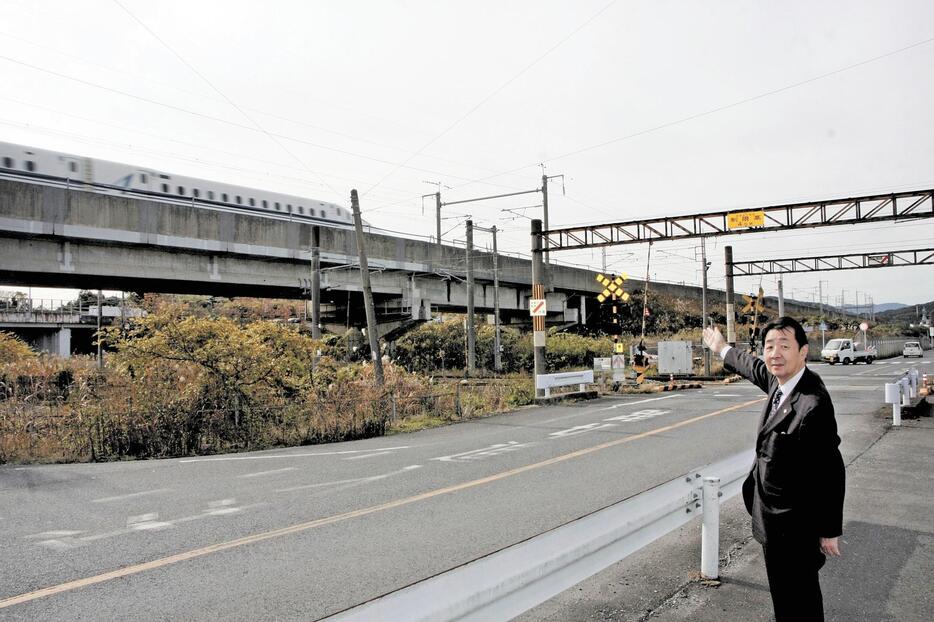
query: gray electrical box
658 341 693 375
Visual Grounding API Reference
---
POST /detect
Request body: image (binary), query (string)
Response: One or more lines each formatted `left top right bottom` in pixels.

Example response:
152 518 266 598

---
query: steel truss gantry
542 189 934 250
730 247 934 275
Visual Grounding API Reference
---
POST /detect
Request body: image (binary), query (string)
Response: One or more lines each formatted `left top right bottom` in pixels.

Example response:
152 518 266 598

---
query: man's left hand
820 537 841 556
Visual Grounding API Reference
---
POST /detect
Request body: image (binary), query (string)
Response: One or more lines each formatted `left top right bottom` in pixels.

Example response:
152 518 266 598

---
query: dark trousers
762 538 826 622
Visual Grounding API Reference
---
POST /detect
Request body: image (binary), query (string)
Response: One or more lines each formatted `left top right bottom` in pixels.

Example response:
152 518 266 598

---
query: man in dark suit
703 317 845 622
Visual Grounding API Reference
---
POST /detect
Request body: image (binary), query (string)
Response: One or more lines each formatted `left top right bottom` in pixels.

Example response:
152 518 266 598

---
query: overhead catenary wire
0 28 540 187
360 0 620 198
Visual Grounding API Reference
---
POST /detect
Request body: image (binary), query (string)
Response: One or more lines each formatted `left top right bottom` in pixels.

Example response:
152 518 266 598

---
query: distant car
903 341 923 358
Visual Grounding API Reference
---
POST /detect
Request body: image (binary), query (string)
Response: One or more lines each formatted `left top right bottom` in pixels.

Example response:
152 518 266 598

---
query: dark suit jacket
724 347 845 544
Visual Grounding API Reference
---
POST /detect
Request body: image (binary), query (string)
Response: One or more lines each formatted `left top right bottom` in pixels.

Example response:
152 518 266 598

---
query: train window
320 210 327 219
287 204 292 211
69 162 77 173
193 189 200 198
208 191 215 200
162 183 169 193
160 174 169 179
236 195 242 204
2 157 12 168
336 208 341 216
25 161 36 172
310 208 316 217
249 198 255 207
262 200 268 208
139 173 148 183
177 186 185 195
222 193 228 202
298 206 305 214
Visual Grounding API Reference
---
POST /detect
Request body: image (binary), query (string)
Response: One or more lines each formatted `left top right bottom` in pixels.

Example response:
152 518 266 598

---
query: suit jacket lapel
760 368 812 437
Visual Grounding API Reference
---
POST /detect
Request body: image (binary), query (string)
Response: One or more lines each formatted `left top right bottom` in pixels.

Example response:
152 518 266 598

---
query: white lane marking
29 500 266 549
26 530 83 539
713 393 744 397
36 539 79 551
594 394 682 413
604 408 670 423
274 465 422 493
431 441 533 463
91 488 172 503
550 422 616 438
179 446 410 463
237 467 297 479
127 513 172 531
79 501 267 542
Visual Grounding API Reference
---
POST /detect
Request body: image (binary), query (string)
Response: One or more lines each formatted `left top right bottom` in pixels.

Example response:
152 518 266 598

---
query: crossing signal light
595 273 629 303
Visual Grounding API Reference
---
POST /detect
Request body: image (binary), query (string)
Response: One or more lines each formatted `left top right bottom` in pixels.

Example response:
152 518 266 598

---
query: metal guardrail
324 449 755 622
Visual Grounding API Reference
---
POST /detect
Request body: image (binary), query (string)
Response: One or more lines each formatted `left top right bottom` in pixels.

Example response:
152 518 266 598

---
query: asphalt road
0 351 929 621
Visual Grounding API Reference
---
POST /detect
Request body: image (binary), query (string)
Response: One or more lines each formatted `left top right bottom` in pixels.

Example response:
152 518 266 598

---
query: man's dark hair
761 316 808 349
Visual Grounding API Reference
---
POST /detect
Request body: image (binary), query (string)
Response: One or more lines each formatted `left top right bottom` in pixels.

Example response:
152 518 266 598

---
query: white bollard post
701 476 721 579
885 382 901 426
900 378 911 406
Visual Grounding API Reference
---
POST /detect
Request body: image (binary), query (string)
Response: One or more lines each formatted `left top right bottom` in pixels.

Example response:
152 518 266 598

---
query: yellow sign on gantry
727 210 766 230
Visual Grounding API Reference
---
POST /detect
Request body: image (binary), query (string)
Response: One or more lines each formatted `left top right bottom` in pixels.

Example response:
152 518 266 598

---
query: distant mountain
876 301 933 323
873 302 908 313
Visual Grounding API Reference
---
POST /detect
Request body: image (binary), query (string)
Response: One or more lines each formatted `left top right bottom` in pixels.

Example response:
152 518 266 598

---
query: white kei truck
820 338 876 365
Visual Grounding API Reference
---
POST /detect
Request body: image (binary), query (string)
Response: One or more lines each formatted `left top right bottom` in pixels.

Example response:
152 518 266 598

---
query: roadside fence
324 449 755 622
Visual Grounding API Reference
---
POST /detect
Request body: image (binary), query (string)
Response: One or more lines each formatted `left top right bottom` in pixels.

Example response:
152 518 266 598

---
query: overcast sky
1 0 932 309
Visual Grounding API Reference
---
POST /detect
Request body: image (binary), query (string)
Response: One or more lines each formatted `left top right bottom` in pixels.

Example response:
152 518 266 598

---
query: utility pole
96 289 103 369
350 189 384 386
541 174 550 265
777 278 785 316
435 191 442 246
700 238 710 375
310 225 321 339
465 219 476 375
725 245 736 346
818 280 825 318
474 223 502 372
531 219 546 396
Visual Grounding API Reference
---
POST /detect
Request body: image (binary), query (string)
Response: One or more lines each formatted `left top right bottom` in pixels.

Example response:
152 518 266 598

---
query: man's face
763 327 808 383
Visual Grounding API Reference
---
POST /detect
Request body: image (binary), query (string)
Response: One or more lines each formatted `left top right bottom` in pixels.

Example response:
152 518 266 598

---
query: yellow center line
0 397 765 610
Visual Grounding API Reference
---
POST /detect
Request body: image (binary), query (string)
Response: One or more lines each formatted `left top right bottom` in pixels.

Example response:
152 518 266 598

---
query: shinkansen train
0 141 355 226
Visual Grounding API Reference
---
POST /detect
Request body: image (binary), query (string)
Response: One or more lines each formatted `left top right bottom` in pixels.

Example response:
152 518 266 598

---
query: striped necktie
769 389 783 418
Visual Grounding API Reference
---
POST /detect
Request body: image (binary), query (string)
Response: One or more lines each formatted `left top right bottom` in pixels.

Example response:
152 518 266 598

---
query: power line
433 34 934 190
0 53 533 195
360 0 620 197
0 28 539 187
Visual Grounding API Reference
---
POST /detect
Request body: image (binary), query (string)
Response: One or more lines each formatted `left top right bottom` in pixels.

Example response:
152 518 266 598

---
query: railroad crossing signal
595 273 629 303
741 286 765 314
